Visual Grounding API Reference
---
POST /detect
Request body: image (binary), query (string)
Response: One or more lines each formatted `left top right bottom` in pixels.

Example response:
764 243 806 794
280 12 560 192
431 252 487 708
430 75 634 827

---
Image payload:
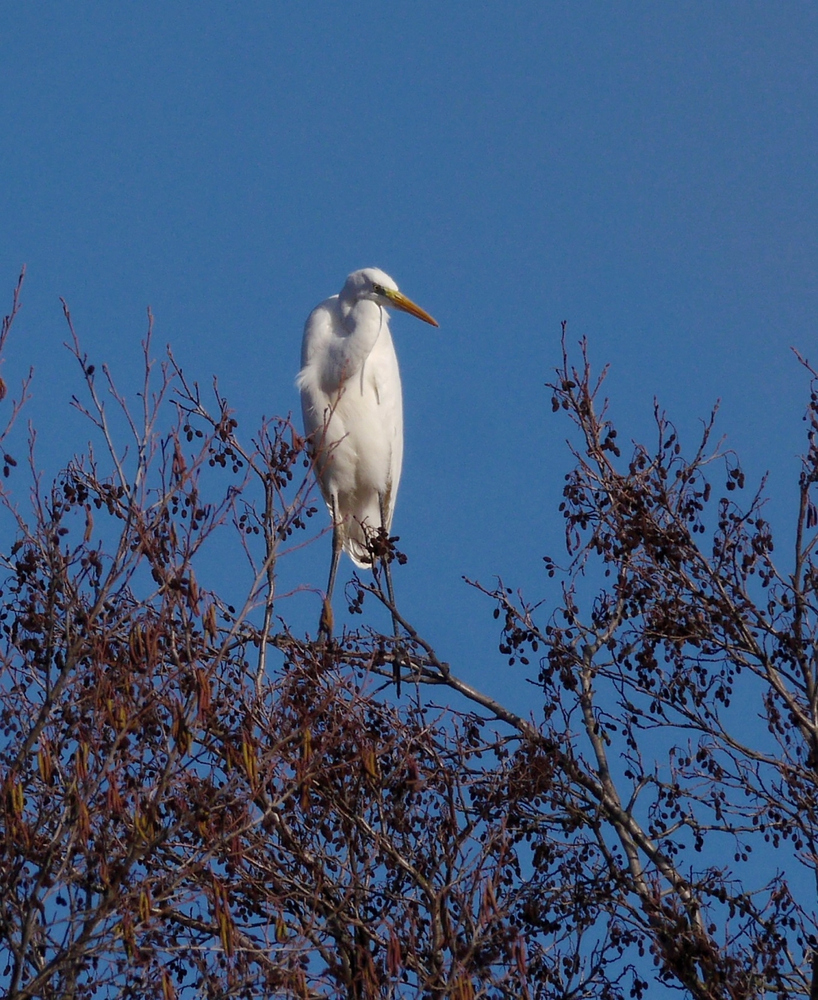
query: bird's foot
318 597 334 641
392 642 408 698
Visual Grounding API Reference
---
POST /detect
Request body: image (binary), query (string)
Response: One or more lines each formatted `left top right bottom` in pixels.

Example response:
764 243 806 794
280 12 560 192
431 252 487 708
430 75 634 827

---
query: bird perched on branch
298 267 439 650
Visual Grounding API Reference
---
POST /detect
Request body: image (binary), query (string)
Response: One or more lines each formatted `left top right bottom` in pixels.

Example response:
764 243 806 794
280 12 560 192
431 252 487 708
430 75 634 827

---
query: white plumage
297 267 438 633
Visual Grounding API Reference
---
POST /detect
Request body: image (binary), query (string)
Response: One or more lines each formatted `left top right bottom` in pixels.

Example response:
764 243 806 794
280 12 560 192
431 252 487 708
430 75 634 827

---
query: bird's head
341 268 439 327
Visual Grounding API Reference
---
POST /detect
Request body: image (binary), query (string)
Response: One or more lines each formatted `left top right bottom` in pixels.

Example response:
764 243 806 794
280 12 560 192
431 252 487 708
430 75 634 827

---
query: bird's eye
372 283 386 296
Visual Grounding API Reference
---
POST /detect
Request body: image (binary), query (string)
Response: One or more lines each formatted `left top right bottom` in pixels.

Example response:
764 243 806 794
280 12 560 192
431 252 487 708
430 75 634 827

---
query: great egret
298 267 439 650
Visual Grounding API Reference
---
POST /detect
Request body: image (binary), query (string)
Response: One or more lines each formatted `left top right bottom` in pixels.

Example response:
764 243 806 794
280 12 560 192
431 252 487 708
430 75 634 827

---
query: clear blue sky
2 4 817 720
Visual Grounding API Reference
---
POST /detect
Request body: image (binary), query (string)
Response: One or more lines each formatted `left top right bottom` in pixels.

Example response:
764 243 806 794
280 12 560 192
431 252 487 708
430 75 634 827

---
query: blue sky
2 4 817 721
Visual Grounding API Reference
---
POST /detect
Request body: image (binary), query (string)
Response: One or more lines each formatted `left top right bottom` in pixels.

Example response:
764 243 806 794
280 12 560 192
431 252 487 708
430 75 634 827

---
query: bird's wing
297 299 337 439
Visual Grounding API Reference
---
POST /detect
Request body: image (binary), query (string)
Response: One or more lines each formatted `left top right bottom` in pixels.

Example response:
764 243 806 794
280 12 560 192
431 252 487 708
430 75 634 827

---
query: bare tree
456 332 818 999
1 274 816 999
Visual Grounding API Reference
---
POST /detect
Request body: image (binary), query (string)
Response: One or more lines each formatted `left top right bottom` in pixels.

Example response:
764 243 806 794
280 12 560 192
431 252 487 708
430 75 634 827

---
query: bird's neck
324 298 390 389
339 299 387 358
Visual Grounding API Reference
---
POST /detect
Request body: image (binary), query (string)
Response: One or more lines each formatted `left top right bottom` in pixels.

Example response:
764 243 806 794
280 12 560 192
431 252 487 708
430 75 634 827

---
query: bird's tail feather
344 537 373 568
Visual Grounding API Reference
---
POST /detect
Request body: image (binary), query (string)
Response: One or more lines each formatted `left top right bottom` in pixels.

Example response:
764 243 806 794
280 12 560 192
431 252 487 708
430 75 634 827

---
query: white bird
298 267 439 642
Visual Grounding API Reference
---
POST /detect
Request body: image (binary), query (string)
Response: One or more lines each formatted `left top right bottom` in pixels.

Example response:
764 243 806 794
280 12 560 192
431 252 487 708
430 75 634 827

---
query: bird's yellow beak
383 288 439 328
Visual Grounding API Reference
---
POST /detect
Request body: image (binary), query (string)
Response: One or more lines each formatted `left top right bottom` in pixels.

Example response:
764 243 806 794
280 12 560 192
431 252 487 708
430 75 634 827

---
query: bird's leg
379 494 404 695
320 501 342 640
